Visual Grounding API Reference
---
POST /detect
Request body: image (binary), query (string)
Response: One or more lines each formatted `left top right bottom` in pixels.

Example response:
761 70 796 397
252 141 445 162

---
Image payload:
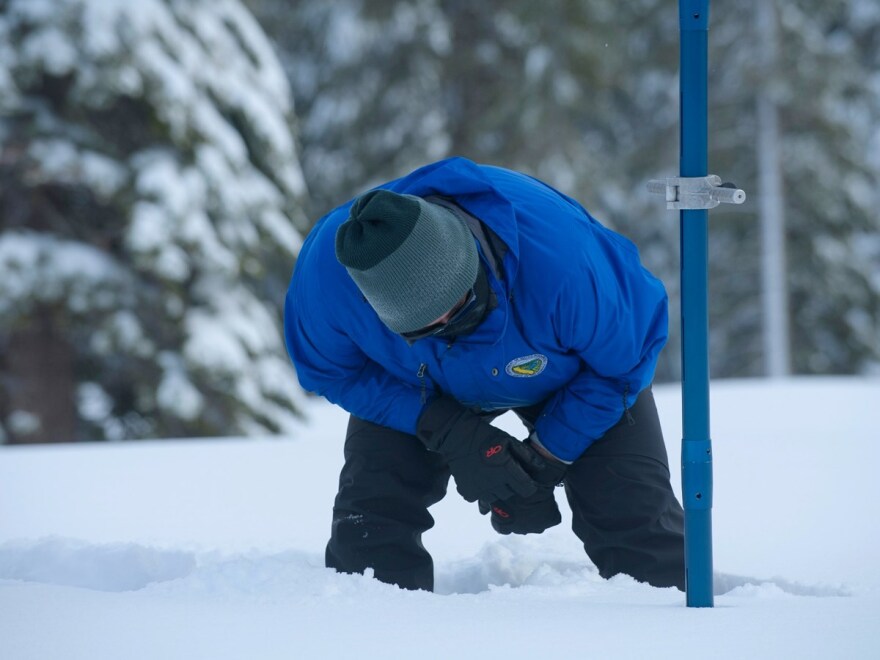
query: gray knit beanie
335 190 479 334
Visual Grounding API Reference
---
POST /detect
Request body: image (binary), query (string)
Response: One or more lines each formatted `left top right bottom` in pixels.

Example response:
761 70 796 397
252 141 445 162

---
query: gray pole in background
756 0 791 377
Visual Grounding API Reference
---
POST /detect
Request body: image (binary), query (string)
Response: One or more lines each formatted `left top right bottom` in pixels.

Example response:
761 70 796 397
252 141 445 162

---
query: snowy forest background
0 0 878 445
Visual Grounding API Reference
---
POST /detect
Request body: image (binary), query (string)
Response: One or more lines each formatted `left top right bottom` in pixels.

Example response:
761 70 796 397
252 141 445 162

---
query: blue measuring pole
679 0 714 607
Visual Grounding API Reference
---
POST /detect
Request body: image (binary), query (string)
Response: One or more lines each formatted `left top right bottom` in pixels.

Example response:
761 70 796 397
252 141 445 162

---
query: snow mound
0 535 848 604
0 538 195 592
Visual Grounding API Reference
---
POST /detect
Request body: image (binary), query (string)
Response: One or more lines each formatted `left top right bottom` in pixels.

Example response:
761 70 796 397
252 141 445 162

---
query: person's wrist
523 432 568 488
527 431 571 465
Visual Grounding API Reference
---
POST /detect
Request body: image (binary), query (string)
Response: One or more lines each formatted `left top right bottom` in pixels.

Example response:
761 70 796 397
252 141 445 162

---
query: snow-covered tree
244 0 452 221
705 0 880 377
0 0 309 443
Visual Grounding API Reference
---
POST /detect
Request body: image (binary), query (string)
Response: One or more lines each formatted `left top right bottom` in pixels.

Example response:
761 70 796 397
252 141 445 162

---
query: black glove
479 438 568 535
479 491 561 535
416 396 539 503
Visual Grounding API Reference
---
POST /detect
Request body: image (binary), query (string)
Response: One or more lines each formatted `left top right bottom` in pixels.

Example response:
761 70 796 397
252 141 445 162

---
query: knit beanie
335 190 479 334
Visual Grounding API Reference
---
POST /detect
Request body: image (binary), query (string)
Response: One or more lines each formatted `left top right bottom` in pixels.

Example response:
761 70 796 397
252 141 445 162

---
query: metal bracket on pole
647 175 746 210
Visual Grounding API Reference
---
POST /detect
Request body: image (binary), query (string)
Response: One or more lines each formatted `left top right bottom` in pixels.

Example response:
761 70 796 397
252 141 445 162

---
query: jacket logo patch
505 354 548 378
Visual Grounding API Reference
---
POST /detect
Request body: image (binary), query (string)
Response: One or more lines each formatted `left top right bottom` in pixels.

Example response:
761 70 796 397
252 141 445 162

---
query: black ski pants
325 388 685 592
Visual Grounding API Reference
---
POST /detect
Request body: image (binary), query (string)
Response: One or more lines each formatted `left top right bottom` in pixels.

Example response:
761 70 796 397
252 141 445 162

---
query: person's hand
478 437 568 535
479 490 561 534
416 397 539 503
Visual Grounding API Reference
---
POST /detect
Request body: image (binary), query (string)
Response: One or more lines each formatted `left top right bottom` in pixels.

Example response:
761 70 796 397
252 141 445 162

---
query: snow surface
1 378 879 659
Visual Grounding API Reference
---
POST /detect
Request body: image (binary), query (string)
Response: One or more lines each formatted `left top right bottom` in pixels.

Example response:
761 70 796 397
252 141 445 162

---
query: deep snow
1 378 879 659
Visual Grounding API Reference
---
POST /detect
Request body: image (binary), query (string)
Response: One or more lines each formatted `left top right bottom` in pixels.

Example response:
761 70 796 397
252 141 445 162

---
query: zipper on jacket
623 385 635 426
417 363 427 404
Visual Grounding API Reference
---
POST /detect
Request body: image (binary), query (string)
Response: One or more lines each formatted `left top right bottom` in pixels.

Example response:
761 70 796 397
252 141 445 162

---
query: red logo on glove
492 505 510 518
485 444 503 458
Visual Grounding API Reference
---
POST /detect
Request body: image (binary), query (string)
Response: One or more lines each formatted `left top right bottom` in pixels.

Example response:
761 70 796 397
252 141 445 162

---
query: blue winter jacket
284 158 668 461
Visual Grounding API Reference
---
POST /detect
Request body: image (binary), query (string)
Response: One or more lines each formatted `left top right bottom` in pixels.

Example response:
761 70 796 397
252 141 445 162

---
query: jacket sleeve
283 284 426 435
533 243 668 462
